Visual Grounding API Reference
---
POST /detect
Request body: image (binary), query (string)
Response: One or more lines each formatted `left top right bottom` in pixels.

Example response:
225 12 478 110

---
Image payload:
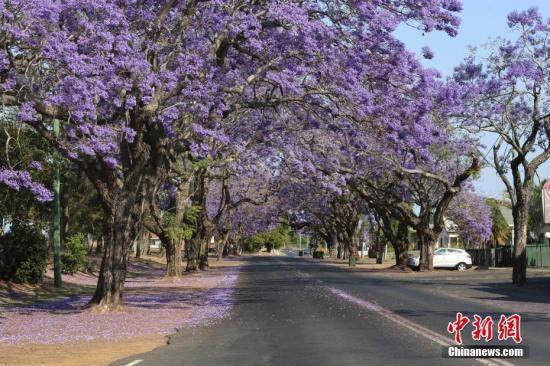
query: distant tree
243 226 291 253
486 199 511 246
528 182 546 243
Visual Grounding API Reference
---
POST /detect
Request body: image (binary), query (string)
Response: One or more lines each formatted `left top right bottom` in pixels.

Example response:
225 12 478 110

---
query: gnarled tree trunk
391 222 410 267
418 228 435 272
89 199 142 311
164 238 183 278
186 238 200 271
512 193 530 285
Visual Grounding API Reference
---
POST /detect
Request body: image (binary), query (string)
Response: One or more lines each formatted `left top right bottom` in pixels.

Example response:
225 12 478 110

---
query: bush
242 235 264 253
61 233 87 274
242 226 292 253
0 221 49 284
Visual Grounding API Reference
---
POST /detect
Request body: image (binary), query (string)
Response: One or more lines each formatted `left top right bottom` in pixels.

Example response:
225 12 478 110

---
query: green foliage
486 198 511 246
0 119 53 230
1 118 104 242
0 221 49 284
528 182 545 242
243 226 291 252
64 174 104 240
242 235 265 253
182 205 202 240
61 233 87 274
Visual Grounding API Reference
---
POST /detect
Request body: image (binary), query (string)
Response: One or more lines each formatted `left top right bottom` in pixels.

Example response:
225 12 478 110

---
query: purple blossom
0 169 53 202
18 103 37 123
29 161 42 170
421 46 434 59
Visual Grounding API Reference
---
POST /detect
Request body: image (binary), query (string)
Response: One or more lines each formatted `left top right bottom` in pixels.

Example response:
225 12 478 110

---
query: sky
394 0 550 199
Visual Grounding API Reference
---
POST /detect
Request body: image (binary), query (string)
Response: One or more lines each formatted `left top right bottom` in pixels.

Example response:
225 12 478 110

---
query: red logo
471 315 494 341
447 313 522 344
498 314 522 343
447 312 470 344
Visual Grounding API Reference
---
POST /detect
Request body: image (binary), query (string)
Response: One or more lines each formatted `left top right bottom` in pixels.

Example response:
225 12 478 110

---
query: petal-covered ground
0 259 240 345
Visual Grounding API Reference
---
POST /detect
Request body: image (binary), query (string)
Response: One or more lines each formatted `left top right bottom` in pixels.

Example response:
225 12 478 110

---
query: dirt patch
0 337 166 366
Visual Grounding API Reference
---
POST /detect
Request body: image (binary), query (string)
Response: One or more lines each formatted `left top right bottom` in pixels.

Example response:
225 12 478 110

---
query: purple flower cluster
448 191 493 245
0 168 53 202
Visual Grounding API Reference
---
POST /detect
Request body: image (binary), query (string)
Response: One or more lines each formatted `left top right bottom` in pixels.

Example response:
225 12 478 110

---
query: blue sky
394 0 550 199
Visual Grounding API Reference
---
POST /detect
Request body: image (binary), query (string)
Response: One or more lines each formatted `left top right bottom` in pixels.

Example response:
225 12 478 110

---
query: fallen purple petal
0 264 240 345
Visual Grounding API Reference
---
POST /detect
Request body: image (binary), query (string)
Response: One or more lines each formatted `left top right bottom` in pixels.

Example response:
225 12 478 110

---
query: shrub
61 233 87 274
242 226 292 253
0 221 49 284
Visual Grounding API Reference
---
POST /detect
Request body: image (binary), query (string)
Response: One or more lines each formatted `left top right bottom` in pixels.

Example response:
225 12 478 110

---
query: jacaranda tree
452 8 549 285
1 0 463 310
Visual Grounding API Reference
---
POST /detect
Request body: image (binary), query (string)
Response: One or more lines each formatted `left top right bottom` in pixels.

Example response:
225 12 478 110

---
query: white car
148 239 162 253
408 248 472 271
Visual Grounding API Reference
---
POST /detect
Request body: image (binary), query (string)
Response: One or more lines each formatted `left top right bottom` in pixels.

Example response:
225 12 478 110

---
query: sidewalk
0 257 243 366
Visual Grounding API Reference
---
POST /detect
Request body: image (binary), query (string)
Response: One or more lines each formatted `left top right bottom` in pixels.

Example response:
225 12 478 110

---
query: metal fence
465 248 510 267
466 244 550 268
526 243 550 267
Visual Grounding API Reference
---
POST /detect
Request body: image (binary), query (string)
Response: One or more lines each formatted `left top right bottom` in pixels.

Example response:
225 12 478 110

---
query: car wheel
456 262 467 271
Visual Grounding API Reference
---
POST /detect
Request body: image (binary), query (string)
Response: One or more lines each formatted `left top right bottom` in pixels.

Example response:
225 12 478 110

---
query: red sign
544 180 550 224
447 313 522 345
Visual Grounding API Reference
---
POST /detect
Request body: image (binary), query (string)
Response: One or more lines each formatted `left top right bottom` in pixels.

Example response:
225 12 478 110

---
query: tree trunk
376 242 385 264
87 178 151 311
394 240 408 267
135 238 141 259
349 234 359 258
136 228 146 259
218 233 229 261
512 193 529 285
96 236 104 254
393 222 409 267
165 239 183 278
89 209 137 311
199 237 209 270
186 238 200 271
418 230 435 271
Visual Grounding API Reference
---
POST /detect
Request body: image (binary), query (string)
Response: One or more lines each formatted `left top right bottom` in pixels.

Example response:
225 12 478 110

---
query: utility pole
53 119 62 288
299 233 302 251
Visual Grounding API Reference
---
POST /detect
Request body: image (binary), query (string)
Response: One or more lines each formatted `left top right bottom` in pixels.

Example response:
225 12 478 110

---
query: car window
435 249 447 255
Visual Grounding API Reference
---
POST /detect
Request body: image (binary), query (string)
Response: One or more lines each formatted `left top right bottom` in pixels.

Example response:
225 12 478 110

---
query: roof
443 218 458 233
499 206 514 227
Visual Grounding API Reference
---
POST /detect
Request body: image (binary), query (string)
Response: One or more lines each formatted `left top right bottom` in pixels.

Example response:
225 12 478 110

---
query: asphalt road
113 256 550 366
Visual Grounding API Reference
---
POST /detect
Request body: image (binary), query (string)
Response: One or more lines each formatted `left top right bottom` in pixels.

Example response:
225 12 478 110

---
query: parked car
408 248 472 271
148 239 162 253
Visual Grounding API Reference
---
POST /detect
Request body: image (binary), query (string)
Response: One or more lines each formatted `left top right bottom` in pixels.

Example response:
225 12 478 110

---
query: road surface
113 256 550 366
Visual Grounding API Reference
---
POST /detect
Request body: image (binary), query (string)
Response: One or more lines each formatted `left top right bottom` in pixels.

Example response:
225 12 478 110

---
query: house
498 205 514 246
437 218 461 248
407 220 461 249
